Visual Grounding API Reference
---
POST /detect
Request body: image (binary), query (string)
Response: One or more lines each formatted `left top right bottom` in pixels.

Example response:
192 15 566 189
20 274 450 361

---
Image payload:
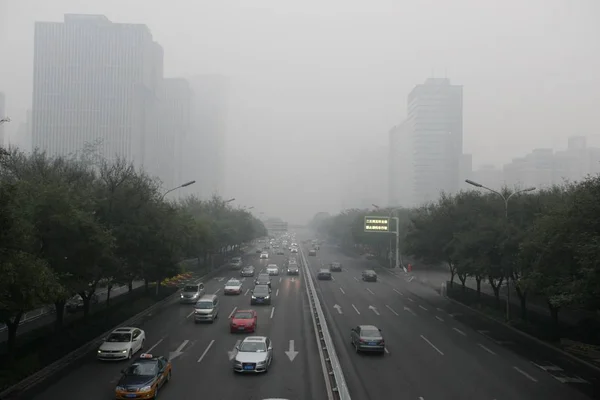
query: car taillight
360 339 367 343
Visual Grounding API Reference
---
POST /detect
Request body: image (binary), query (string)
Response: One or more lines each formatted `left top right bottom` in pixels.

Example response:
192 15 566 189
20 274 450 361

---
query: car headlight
180 294 184 298
265 295 270 300
139 385 152 392
122 349 128 353
115 386 125 391
257 360 267 365
97 350 102 353
251 296 257 299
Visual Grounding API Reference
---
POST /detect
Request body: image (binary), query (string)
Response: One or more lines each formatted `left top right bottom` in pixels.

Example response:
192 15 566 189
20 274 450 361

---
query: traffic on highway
29 232 596 400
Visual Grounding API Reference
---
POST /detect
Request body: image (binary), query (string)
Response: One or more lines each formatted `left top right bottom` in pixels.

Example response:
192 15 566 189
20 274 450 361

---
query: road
0 282 145 344
33 251 327 400
303 241 595 400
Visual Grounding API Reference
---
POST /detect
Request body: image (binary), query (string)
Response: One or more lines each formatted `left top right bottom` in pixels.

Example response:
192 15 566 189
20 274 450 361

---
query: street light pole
465 179 535 321
161 180 196 200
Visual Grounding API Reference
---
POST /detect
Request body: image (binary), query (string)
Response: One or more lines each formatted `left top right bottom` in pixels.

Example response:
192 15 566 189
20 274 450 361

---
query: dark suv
362 269 377 282
254 273 272 289
330 262 342 272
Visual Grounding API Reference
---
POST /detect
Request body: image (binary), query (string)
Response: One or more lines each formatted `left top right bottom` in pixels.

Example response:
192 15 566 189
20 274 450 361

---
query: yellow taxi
115 353 172 399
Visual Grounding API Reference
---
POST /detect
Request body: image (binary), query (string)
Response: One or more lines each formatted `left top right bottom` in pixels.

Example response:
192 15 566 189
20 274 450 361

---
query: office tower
32 14 163 166
154 78 191 195
388 120 412 207
407 78 463 205
186 75 228 198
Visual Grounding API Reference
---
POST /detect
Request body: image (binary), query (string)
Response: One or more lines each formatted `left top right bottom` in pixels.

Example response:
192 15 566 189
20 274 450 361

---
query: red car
230 310 257 333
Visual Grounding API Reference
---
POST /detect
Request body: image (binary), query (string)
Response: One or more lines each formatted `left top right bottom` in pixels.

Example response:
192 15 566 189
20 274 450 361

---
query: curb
0 264 229 400
444 295 600 374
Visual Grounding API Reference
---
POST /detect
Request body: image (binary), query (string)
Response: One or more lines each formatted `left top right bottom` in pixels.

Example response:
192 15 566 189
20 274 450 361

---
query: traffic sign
364 216 390 232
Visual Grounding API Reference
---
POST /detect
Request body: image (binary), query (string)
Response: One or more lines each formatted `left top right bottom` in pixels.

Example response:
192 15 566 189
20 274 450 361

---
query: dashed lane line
385 305 399 316
270 307 275 319
435 316 444 322
393 288 403 296
276 288 279 297
419 305 428 311
453 327 467 336
147 338 164 353
478 343 497 355
339 287 346 295
513 366 538 382
197 340 215 363
366 288 375 295
420 335 444 355
407 297 415 302
228 307 238 319
352 304 361 315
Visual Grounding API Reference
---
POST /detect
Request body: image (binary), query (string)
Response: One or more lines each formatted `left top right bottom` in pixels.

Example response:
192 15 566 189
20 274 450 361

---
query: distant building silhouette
32 14 163 167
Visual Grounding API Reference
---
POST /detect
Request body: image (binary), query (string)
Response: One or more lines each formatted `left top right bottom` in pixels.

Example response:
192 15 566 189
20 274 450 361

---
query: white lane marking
227 339 241 361
353 276 359 282
213 288 220 294
419 305 428 311
368 305 380 315
403 306 416 316
420 335 444 355
407 276 415 282
333 304 343 314
147 338 164 353
197 339 215 363
453 327 466 336
435 316 444 322
419 397 424 400
407 297 415 302
513 366 538 382
270 307 275 319
279 277 282 282
366 288 375 295
276 288 279 297
385 305 399 316
339 287 346 295
228 307 238 319
186 310 195 318
331 276 335 281
436 308 444 313
244 288 250 296
478 343 497 355
352 304 361 314
393 288 403 296
384 347 389 354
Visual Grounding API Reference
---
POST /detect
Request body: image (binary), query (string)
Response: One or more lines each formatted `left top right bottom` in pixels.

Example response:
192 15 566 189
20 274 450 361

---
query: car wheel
166 370 171 383
154 385 158 399
141 339 145 351
128 349 133 359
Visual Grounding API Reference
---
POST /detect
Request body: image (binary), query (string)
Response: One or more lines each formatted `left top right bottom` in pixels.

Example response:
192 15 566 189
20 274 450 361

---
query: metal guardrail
300 247 351 400
0 266 229 400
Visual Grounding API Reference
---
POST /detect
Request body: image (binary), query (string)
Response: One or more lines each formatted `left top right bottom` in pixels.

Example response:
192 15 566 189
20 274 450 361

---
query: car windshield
232 258 241 262
319 270 329 273
254 289 269 296
227 280 240 286
183 286 198 292
106 333 131 342
123 361 158 376
239 341 267 352
361 329 381 338
195 301 213 309
234 312 253 319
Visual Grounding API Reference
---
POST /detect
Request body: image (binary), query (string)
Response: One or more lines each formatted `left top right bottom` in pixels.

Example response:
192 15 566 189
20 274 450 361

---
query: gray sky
1 0 599 223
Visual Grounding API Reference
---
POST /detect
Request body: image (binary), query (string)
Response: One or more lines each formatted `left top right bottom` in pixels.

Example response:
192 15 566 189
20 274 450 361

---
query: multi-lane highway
34 251 326 400
302 241 594 400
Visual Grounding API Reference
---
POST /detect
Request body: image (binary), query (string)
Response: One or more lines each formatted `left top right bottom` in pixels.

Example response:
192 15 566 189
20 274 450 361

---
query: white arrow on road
333 304 343 314
228 340 241 361
291 277 295 282
285 340 299 362
168 340 189 361
368 306 380 315
404 306 416 316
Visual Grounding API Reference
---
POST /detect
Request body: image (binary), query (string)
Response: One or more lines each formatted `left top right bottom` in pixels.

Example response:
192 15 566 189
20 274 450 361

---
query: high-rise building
154 78 191 195
185 75 228 198
388 120 412 207
406 78 463 205
32 14 163 166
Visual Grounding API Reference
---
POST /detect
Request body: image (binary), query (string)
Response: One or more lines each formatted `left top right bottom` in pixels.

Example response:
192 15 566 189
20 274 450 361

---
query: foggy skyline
1 0 599 223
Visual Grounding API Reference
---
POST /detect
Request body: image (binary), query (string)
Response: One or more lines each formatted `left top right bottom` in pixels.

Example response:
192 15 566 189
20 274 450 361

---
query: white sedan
97 327 145 360
260 252 269 259
224 279 243 295
266 264 279 276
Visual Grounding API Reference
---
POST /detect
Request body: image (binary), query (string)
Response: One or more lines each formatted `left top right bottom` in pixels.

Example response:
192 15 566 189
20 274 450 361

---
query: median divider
300 247 351 400
0 264 230 400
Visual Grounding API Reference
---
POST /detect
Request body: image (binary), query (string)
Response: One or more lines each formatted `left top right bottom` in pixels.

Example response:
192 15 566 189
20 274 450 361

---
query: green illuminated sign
364 216 390 232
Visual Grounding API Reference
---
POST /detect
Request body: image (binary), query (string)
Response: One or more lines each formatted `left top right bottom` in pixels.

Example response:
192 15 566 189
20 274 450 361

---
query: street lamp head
524 187 536 192
181 180 196 188
372 203 380 209
225 198 235 203
247 206 254 210
465 179 483 188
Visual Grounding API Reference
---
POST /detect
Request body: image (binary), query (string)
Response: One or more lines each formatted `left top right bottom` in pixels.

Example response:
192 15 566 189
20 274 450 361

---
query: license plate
256 299 263 302
244 365 254 370
368 342 376 345
238 327 245 330
125 394 137 398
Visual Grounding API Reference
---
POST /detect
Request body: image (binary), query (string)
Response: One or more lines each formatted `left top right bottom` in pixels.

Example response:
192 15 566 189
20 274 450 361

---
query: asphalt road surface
34 251 327 400
303 241 594 400
0 281 145 344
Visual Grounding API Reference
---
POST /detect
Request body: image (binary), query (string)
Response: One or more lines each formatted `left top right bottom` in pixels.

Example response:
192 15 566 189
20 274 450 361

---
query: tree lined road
302 242 593 400
34 252 327 400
